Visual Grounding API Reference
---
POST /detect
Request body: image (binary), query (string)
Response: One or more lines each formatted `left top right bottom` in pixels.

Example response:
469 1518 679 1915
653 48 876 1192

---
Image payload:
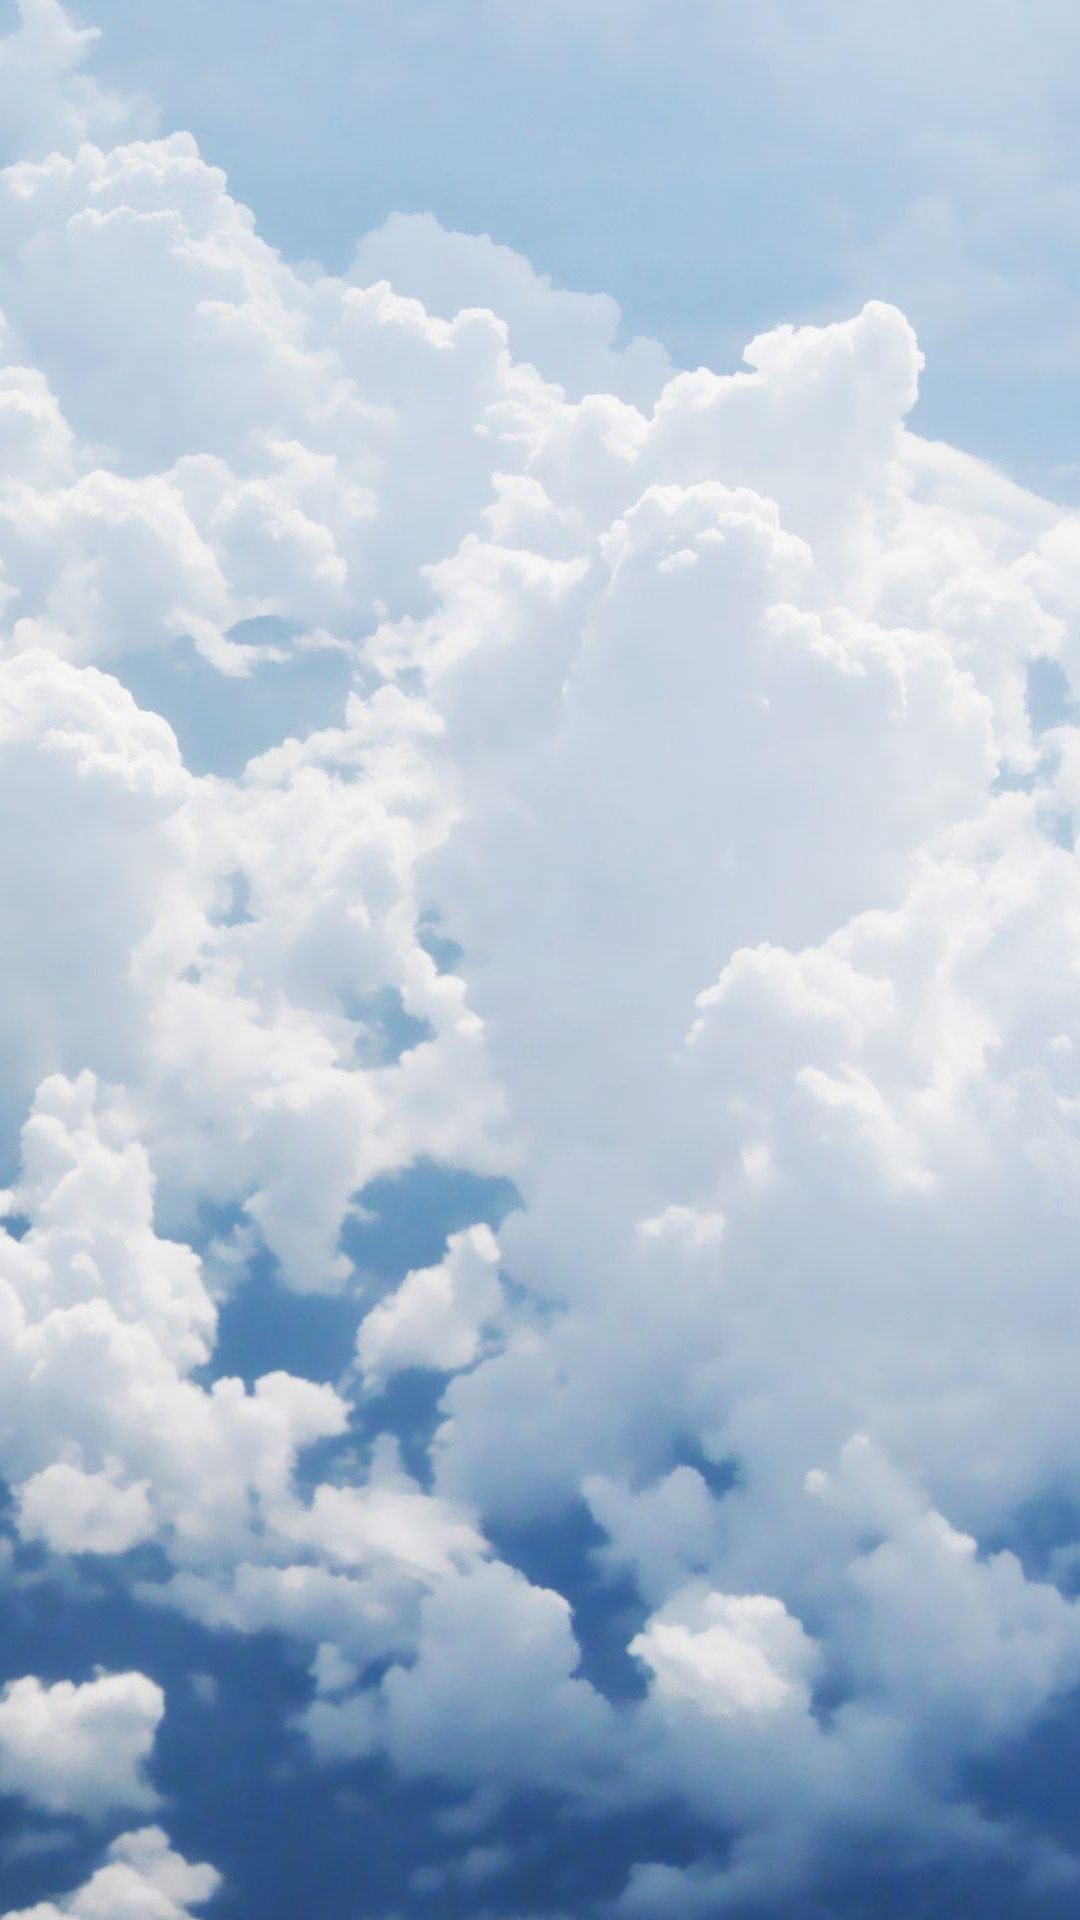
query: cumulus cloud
305 1558 616 1791
615 1447 1080 1911
4 3 1080 1911
357 1222 503 1384
0 1672 163 1819
1 1826 220 1920
0 1070 350 1566
349 212 671 406
16 1462 154 1556
0 0 152 168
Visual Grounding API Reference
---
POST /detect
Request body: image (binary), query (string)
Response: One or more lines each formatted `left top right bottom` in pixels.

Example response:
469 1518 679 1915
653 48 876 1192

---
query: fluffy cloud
0 0 151 169
305 1558 616 1792
629 1587 818 1721
2 1827 220 1920
349 212 672 405
16 1463 154 1556
4 4 1080 1910
0 1672 163 1819
0 1070 349 1566
357 1222 503 1384
611 1445 1080 1910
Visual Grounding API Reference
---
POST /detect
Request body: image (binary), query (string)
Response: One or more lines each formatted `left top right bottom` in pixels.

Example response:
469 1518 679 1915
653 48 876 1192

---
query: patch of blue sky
118 621 355 779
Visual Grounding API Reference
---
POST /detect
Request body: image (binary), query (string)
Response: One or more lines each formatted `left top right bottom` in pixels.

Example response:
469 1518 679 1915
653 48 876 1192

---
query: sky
4 3 1080 1918
54 0 1080 498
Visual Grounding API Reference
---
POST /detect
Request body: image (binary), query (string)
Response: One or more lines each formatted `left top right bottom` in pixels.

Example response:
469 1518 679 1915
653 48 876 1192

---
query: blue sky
4 4 1080 1919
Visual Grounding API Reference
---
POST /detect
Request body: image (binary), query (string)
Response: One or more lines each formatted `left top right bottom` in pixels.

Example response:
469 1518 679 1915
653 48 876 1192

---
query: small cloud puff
357 1223 503 1384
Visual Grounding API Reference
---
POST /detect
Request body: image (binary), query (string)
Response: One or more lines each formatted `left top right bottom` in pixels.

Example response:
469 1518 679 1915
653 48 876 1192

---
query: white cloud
17 1462 154 1555
630 1588 818 1719
0 1672 163 1819
305 1559 616 1790
0 1070 351 1564
153 1432 490 1686
583 1465 731 1605
349 212 671 406
615 1443 1080 1911
1 1826 221 1920
357 1222 503 1384
0 0 152 169
3 14 1080 1907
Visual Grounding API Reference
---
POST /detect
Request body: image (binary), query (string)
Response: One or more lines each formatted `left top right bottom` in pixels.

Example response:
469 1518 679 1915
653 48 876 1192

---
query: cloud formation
3 5 1080 1912
2 1827 221 1920
0 1672 163 1820
0 0 151 167
356 1222 503 1384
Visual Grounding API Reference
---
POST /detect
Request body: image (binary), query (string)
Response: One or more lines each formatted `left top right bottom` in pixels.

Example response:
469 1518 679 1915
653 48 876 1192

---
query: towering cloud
2 1827 221 1920
1 6 1080 1912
